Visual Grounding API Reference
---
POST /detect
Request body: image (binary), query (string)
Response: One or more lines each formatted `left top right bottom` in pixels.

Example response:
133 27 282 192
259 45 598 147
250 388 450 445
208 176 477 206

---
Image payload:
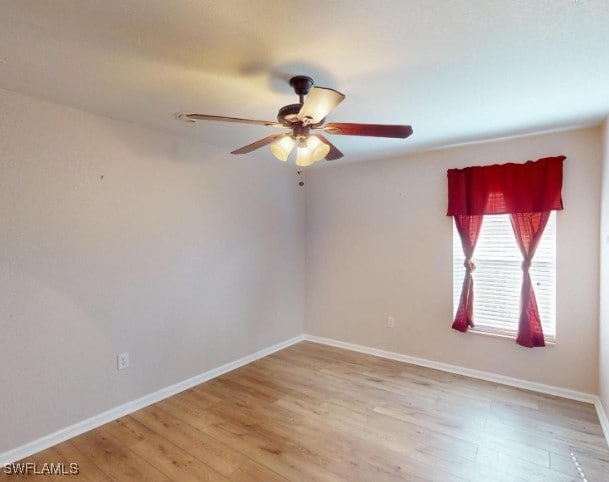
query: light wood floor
7 342 609 481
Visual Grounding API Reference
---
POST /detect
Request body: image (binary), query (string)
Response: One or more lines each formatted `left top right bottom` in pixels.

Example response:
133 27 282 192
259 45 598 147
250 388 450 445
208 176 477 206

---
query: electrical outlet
387 316 395 328
117 352 129 370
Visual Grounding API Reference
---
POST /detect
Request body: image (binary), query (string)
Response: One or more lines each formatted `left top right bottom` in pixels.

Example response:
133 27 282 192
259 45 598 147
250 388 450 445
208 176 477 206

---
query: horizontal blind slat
452 212 556 338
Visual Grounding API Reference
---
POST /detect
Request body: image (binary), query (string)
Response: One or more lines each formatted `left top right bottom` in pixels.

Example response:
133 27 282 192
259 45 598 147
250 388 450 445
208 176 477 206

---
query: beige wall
305 127 601 393
600 119 609 414
1 85 604 454
0 89 305 452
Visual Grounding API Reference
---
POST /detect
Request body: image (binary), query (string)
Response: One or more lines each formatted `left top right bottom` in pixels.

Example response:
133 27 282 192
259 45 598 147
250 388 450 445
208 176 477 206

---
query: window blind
452 212 556 339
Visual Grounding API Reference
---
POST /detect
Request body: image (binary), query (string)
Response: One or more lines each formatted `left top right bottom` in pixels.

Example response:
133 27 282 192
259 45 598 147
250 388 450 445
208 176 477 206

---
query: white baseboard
305 335 609 447
304 335 598 404
0 334 305 466
595 397 609 447
3 333 607 464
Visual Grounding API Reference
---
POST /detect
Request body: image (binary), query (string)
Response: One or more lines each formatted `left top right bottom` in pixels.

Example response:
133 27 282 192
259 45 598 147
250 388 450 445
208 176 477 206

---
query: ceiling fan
176 75 413 167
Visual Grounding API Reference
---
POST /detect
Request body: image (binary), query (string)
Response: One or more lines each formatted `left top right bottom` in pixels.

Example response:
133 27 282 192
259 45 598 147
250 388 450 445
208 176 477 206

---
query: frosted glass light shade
295 146 315 167
270 136 294 161
308 136 330 162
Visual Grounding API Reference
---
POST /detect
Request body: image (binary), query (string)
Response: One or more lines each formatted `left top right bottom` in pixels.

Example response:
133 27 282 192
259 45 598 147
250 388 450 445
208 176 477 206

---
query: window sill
468 327 556 346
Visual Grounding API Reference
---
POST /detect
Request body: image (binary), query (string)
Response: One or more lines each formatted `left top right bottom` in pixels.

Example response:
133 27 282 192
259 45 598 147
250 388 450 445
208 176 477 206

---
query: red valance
446 156 565 216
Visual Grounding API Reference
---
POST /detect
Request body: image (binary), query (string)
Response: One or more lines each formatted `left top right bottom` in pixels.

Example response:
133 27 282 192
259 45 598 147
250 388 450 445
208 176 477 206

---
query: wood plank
33 441 112 481
69 425 171 480
131 405 286 481
8 341 609 481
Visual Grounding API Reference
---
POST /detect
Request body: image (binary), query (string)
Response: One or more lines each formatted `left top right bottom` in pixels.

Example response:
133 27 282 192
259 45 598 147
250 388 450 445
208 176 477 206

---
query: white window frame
452 212 556 342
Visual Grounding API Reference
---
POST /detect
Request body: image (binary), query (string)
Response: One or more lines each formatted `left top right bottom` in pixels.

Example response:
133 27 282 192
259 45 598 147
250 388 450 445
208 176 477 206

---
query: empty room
2 1 609 480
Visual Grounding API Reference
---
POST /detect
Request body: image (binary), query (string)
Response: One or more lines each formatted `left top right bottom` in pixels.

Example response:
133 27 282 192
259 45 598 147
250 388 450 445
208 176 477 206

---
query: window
452 212 556 341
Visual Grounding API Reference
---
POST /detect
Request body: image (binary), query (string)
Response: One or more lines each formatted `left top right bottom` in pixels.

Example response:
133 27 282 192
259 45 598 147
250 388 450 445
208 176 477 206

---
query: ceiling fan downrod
289 75 314 104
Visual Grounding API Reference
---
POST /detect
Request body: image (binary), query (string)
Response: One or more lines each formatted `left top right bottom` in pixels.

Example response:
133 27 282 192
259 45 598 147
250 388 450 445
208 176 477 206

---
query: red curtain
446 156 564 347
447 156 564 216
452 215 483 332
510 212 551 347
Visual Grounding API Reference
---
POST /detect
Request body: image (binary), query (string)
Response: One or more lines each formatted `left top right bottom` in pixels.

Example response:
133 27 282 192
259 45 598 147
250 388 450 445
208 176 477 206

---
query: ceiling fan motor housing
277 104 301 124
277 103 324 129
289 75 314 96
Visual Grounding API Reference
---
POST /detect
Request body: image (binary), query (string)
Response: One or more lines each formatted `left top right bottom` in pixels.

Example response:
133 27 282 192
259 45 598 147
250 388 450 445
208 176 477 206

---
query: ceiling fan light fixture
308 136 330 162
270 136 294 161
294 136 330 167
295 144 315 167
179 75 412 163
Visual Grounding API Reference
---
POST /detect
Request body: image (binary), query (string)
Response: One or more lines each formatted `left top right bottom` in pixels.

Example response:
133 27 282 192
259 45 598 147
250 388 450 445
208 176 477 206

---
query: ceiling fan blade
298 87 345 125
231 133 289 155
178 113 283 127
312 134 344 161
323 123 413 139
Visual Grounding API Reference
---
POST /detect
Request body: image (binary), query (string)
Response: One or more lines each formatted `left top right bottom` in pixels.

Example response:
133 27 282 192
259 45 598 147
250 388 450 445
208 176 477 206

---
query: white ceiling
1 0 608 165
